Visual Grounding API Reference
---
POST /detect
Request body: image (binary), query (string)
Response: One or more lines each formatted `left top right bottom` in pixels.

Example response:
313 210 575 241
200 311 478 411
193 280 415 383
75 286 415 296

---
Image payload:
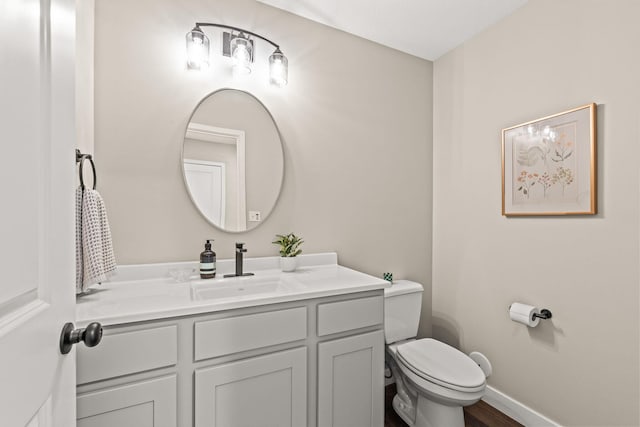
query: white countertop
76 253 389 327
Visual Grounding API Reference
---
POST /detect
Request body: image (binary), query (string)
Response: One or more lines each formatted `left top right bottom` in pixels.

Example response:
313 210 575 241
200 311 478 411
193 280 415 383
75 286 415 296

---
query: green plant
272 233 303 257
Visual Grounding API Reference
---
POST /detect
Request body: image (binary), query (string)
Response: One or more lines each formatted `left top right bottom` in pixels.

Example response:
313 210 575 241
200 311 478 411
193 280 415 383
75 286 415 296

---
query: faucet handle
235 242 247 252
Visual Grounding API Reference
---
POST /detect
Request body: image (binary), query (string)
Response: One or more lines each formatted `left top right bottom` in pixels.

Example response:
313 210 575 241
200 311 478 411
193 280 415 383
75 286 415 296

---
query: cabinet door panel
77 325 178 384
77 375 176 427
195 347 307 427
78 402 153 427
318 331 384 427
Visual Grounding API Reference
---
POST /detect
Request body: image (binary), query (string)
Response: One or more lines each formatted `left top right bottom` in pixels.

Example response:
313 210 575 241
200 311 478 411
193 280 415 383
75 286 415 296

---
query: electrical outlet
249 211 261 222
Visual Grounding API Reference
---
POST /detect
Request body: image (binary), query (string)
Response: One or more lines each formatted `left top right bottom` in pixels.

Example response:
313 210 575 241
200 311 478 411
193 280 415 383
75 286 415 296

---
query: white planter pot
280 257 298 272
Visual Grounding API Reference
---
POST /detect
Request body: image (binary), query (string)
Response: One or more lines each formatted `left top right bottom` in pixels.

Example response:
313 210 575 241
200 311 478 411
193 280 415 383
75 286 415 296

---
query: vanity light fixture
186 23 288 87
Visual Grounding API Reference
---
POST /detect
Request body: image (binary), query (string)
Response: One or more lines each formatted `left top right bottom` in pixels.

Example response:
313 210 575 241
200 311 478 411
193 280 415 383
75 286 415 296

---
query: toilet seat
396 339 486 393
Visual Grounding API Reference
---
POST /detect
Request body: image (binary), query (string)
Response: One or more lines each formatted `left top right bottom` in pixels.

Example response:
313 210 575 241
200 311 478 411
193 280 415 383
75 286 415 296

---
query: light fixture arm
194 22 280 50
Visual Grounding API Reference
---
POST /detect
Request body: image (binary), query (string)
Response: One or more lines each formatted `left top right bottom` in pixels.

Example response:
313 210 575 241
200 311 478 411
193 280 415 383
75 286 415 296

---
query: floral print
516 171 538 198
513 123 578 203
552 166 574 196
551 132 574 163
537 172 552 198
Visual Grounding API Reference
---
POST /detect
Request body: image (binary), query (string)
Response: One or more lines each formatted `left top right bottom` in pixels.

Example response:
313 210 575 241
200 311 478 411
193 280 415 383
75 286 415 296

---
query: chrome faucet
224 243 254 278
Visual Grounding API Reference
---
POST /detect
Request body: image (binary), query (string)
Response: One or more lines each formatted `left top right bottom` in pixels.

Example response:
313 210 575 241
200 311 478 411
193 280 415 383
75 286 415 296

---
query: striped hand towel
76 187 116 293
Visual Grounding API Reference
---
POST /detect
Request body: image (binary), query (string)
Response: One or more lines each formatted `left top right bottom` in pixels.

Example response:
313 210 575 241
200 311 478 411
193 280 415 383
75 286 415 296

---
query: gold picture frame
502 103 597 216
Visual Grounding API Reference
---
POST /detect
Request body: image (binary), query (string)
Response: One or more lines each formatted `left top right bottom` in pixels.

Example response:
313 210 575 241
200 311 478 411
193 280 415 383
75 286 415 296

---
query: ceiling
256 0 528 60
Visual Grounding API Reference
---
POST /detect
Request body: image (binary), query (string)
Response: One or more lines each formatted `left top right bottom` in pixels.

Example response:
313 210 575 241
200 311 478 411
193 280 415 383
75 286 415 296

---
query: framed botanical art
502 103 597 216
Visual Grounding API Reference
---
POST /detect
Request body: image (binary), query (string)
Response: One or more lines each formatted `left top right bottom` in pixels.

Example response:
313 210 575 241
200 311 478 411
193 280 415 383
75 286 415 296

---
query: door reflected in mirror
182 89 284 232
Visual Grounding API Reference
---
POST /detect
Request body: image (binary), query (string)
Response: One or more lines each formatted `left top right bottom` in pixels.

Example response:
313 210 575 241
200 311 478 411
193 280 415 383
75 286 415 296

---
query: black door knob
59 322 103 354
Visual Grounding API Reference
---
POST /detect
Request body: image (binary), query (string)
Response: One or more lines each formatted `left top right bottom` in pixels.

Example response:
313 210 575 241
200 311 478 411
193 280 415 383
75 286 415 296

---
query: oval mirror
182 89 284 232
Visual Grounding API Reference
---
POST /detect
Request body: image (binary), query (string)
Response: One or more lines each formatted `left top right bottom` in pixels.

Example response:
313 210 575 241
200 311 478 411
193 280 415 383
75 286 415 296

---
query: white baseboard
483 385 562 427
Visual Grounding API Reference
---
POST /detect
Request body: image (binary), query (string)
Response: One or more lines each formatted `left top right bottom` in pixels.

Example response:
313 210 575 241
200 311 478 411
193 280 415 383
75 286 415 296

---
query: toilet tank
384 280 424 344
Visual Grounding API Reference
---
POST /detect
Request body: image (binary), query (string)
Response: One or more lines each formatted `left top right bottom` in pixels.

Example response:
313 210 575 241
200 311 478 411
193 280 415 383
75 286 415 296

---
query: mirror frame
181 88 285 233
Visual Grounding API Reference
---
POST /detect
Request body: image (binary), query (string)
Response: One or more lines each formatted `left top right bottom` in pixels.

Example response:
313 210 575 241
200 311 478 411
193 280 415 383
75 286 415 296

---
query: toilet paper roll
509 302 540 327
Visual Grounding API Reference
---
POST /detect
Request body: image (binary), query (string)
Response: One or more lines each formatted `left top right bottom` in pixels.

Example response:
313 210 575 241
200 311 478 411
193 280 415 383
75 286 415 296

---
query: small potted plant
272 233 303 272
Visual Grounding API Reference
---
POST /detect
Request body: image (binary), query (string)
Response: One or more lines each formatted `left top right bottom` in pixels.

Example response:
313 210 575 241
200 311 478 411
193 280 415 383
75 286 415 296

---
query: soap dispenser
200 240 216 279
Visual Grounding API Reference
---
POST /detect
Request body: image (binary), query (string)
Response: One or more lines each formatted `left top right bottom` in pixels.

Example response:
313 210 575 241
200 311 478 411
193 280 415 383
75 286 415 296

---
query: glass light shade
186 27 209 70
269 49 288 87
231 34 252 75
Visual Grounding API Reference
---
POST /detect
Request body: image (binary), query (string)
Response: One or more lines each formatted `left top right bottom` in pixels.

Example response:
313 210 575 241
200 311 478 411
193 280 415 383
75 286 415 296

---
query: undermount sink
190 274 295 301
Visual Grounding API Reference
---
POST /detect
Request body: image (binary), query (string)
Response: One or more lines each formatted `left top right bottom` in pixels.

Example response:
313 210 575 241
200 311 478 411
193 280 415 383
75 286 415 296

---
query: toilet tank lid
384 280 424 297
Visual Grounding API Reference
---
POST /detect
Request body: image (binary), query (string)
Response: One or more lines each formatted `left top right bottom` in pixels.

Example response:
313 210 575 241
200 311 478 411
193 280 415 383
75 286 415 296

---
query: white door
0 0 77 425
184 159 226 228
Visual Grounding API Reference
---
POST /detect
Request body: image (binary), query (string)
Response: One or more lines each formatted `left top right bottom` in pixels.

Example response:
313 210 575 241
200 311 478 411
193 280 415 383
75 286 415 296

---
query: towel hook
76 149 96 190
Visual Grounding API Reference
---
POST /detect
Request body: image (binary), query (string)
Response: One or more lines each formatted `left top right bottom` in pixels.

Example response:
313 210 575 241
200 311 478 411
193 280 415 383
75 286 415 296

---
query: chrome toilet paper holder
532 309 553 320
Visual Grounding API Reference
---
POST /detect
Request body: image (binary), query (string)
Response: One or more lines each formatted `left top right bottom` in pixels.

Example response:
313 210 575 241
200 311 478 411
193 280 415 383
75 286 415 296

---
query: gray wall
94 0 434 335
432 0 639 425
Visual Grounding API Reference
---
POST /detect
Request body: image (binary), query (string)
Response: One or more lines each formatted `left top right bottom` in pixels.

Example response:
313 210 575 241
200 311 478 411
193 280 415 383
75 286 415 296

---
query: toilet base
392 394 416 427
415 394 465 427
386 341 482 427
391 391 466 427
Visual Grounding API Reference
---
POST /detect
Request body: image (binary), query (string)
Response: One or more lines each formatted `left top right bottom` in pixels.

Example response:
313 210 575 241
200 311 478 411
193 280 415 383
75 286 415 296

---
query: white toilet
384 280 487 427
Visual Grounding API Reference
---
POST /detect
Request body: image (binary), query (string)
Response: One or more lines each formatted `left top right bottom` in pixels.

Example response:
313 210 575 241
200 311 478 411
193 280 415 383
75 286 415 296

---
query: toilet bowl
384 281 487 427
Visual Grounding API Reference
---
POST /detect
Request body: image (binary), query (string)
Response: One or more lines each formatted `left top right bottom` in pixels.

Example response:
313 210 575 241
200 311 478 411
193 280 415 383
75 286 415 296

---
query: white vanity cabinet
316 296 385 427
192 307 308 427
317 331 385 427
194 347 307 427
77 375 177 427
76 290 385 427
76 323 179 427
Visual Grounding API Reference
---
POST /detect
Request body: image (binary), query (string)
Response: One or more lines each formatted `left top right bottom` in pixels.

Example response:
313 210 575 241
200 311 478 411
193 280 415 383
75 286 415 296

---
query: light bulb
231 34 252 75
186 27 209 70
269 48 288 87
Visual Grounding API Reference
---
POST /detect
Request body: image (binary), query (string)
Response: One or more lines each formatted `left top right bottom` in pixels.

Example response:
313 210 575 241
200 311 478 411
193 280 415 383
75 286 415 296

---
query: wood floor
384 384 524 427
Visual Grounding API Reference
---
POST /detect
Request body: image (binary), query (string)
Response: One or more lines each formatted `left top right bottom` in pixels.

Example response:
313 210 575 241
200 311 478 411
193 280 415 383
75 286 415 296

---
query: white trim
185 123 246 229
186 123 242 145
483 385 562 427
76 0 95 158
235 135 247 230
